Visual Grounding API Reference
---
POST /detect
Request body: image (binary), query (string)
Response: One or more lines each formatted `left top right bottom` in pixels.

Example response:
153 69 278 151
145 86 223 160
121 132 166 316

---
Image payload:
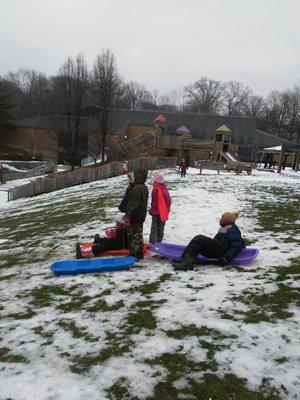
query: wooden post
277 145 285 173
282 154 288 170
294 151 300 172
199 163 202 175
252 146 259 168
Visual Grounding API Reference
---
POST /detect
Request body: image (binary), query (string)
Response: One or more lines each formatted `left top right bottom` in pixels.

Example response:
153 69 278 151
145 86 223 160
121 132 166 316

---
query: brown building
1 108 297 164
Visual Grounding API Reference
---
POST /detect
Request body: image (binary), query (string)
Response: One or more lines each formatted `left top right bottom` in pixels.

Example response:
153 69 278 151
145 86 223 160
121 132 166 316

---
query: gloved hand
217 256 228 266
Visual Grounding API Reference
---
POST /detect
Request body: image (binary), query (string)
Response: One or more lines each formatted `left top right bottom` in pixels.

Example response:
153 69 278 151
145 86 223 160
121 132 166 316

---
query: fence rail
3 162 55 183
7 157 177 201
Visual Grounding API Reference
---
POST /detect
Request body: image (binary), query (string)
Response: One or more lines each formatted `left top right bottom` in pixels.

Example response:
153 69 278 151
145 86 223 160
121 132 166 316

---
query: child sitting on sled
172 211 245 270
76 212 128 258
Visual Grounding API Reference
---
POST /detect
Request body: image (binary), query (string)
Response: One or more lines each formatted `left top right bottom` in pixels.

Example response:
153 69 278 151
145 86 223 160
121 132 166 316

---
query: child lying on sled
172 211 245 270
76 213 129 259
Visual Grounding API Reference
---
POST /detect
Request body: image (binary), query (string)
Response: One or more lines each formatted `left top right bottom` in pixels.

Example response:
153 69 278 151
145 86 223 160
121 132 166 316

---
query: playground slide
220 151 238 163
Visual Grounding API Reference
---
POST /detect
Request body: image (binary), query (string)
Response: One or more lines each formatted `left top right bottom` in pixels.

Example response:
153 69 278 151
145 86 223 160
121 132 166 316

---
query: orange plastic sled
80 242 149 257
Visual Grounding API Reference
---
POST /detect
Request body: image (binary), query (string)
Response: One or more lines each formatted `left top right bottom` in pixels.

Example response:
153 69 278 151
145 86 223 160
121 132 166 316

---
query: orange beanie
222 211 239 223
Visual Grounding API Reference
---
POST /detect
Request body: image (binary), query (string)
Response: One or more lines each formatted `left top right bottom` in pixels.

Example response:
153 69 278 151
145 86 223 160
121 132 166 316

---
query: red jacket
180 162 188 171
149 184 171 216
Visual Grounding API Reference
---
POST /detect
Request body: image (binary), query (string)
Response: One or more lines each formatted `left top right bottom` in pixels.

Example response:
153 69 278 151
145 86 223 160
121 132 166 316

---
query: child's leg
182 235 226 259
149 216 159 243
127 223 144 259
157 219 166 242
76 243 94 259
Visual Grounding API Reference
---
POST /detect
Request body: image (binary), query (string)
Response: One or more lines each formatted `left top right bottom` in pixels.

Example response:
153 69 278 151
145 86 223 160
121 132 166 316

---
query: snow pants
182 235 228 259
126 223 144 258
92 236 126 256
149 215 166 243
181 169 186 177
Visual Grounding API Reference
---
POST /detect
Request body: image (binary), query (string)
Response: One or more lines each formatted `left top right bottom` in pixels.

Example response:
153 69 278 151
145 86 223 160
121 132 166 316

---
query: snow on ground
0 167 299 399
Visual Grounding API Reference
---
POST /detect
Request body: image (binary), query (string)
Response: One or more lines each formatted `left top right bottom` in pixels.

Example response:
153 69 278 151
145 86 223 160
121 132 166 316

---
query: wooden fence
7 157 177 201
2 162 55 183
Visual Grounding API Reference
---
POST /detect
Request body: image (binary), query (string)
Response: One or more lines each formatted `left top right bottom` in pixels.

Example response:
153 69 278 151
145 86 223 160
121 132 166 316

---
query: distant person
122 160 128 174
123 168 149 260
149 172 172 244
179 159 188 177
172 212 245 270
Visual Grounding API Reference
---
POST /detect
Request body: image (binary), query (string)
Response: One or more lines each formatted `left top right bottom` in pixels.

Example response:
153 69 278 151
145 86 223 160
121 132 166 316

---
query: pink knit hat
153 172 164 183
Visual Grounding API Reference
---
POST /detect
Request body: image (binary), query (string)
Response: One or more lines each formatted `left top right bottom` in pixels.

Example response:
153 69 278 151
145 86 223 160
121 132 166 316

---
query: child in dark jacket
76 213 128 258
124 168 149 260
172 211 245 270
149 172 171 243
118 171 135 213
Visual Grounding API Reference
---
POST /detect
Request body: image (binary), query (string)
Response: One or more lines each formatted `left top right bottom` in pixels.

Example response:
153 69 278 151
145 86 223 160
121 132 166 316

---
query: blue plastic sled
50 256 137 276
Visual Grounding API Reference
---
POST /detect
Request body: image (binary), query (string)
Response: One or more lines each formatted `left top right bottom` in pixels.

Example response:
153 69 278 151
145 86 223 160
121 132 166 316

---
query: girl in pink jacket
149 172 172 243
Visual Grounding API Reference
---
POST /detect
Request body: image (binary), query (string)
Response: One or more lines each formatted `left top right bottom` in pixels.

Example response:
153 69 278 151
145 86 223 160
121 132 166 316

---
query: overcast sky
1 0 299 97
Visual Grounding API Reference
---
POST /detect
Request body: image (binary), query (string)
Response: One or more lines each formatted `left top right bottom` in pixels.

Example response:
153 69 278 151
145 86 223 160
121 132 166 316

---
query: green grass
131 299 167 310
275 258 300 281
58 319 96 341
125 309 157 333
0 273 17 281
106 377 134 400
144 353 282 400
248 186 299 237
86 299 124 313
0 347 28 363
5 308 36 320
230 282 299 323
69 340 133 374
121 273 172 296
57 295 92 312
28 285 69 308
165 324 237 341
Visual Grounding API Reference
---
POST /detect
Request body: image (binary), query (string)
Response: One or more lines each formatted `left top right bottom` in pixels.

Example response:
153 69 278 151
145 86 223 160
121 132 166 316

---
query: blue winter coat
214 223 245 261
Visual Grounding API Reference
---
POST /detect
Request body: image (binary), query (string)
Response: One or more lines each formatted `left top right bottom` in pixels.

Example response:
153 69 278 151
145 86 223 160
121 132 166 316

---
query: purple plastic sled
149 243 259 265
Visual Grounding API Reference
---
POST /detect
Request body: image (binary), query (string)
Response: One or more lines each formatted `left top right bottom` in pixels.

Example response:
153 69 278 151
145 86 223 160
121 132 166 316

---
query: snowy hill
0 168 299 399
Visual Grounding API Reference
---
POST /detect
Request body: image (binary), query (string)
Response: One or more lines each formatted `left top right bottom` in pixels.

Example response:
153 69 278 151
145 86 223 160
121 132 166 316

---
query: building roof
12 108 298 148
175 125 191 134
216 124 231 133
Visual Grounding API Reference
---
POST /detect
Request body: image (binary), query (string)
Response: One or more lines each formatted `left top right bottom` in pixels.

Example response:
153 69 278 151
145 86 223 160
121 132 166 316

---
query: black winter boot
93 234 101 243
76 242 82 259
134 250 144 261
172 253 197 271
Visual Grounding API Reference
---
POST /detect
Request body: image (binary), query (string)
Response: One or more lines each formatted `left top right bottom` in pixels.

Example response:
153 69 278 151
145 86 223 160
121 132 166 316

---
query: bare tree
263 90 290 138
4 68 51 118
51 54 88 169
0 81 14 136
285 86 300 142
159 88 185 111
242 94 266 118
223 81 251 115
122 81 154 109
184 77 225 114
91 49 121 162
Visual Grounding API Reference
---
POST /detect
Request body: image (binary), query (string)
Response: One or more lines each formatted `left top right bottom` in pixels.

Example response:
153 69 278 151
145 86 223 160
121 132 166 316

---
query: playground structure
210 125 253 174
257 144 300 173
107 117 254 175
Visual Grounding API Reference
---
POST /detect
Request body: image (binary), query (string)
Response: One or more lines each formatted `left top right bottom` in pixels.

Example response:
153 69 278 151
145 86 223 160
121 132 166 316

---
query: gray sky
1 0 299 96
